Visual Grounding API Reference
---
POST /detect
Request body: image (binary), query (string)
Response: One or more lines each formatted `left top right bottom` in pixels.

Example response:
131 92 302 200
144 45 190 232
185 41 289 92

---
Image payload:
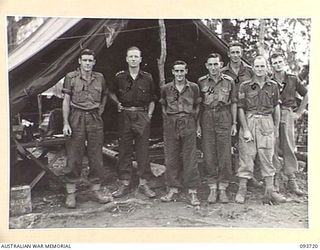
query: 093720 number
300 244 318 248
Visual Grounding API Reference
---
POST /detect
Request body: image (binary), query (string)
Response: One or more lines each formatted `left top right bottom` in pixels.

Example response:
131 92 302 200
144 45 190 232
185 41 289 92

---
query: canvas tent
8 18 230 129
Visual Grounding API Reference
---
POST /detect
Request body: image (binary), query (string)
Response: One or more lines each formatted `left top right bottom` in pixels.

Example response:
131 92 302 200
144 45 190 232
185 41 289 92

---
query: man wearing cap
235 55 286 204
270 52 308 196
197 53 237 204
159 60 202 206
62 49 112 208
109 46 156 199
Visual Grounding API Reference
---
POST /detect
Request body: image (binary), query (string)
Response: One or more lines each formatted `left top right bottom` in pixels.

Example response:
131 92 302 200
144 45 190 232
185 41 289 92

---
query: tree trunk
258 19 266 56
221 19 233 42
157 19 167 88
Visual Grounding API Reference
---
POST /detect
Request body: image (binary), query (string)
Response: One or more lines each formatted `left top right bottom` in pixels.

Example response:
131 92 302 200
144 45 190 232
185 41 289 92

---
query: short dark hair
269 51 285 63
228 41 243 49
126 46 142 56
172 60 187 69
80 49 95 59
206 53 222 62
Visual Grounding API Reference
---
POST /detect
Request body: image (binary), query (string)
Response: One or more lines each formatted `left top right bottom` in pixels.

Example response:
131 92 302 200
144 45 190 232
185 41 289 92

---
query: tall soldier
160 60 202 206
221 41 260 184
109 46 156 199
62 49 112 208
221 41 253 97
197 53 237 204
270 52 308 195
235 55 286 204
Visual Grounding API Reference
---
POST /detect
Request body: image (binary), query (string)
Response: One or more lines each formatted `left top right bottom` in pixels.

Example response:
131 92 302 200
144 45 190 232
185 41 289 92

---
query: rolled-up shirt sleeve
230 80 238 103
273 84 280 107
192 84 202 104
237 83 246 109
62 74 72 95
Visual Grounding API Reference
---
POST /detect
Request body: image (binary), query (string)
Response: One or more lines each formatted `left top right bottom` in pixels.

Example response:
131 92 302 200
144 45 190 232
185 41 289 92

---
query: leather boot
270 191 287 204
248 177 264 188
91 184 113 204
207 188 217 204
138 184 156 198
263 176 286 205
188 189 200 206
161 187 179 202
207 183 217 204
218 182 229 204
274 173 281 193
219 189 229 203
65 183 76 209
235 178 247 204
288 174 304 196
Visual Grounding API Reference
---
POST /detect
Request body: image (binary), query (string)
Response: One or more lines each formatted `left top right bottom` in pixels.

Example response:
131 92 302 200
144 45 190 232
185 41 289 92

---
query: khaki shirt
270 72 307 108
238 78 279 115
221 62 254 95
198 73 237 108
160 80 201 115
62 69 107 110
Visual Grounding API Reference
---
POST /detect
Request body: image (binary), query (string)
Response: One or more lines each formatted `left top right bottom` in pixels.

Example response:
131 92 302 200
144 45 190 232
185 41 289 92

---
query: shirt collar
225 61 246 75
271 71 288 84
77 68 96 81
249 76 272 86
125 69 143 80
207 73 223 83
173 79 190 88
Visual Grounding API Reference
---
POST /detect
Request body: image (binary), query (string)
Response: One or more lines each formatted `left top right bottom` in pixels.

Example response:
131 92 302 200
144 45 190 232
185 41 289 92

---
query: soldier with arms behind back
270 52 308 196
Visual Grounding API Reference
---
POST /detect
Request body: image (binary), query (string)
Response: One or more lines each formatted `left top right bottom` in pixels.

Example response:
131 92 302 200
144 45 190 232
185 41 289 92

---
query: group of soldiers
61 42 308 209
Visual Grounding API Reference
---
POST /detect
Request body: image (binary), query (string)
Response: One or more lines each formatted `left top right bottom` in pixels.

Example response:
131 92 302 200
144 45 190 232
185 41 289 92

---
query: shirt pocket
181 95 195 113
201 86 215 105
261 89 273 108
136 86 150 103
71 81 85 103
167 95 176 104
218 87 230 103
91 84 102 102
246 90 259 106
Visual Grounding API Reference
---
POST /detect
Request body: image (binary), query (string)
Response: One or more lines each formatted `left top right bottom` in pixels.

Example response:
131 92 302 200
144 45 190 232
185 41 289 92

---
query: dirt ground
9 168 308 229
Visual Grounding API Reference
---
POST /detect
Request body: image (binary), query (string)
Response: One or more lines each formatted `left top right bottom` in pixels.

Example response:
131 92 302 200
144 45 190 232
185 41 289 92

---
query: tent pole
37 94 42 127
157 19 167 88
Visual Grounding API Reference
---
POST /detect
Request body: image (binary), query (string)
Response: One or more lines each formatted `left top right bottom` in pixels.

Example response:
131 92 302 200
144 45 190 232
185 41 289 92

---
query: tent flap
9 19 129 117
8 18 82 71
